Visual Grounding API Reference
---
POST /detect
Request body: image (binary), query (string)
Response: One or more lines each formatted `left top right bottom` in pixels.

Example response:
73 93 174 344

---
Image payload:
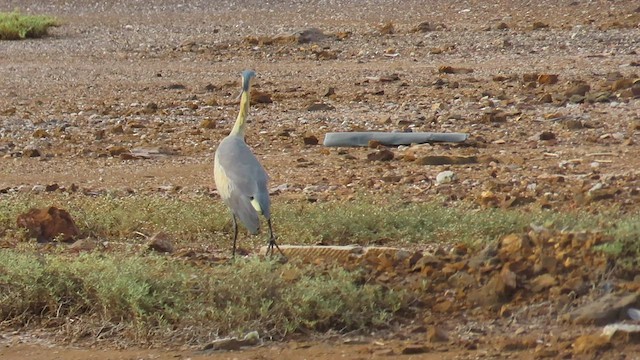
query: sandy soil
1 0 640 358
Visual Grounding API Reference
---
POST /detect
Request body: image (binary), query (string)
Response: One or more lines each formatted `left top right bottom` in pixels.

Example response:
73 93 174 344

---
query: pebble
436 171 456 185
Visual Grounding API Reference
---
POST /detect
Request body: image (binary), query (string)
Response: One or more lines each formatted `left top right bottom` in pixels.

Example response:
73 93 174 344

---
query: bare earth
1 0 640 358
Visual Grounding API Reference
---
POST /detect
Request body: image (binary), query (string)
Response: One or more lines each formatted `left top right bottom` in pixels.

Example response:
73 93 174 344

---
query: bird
213 70 285 258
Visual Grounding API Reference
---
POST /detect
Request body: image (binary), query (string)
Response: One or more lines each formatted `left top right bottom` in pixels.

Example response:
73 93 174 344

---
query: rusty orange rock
16 207 80 243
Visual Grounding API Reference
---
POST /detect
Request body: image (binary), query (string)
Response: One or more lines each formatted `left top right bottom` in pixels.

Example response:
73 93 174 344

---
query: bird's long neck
230 90 250 137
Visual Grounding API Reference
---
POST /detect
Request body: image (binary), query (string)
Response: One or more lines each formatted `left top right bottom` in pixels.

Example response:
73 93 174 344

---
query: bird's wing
216 136 271 219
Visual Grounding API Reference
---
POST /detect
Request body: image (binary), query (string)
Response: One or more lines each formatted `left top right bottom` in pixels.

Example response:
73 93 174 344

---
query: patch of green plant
1 193 639 251
0 10 59 40
0 251 409 343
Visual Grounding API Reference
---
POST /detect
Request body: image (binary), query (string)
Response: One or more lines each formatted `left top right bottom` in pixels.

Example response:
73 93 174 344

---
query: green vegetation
0 252 406 343
0 193 636 248
0 193 639 343
0 10 58 40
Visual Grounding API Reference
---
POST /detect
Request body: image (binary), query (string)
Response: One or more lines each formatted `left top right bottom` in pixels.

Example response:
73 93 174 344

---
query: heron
213 70 285 258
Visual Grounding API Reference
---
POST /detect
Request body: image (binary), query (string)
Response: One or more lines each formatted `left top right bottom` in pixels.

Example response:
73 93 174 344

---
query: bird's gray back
215 135 271 219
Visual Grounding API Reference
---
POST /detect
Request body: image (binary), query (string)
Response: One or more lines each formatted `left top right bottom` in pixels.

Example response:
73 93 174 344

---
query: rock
496 22 509 30
108 145 129 156
202 331 261 351
532 21 549 30
297 27 327 43
537 74 559 85
603 323 640 344
323 87 336 97
565 83 591 97
438 65 474 74
426 326 449 343
251 90 272 104
16 207 80 243
200 118 216 129
22 146 41 157
435 171 456 184
68 238 99 252
32 129 49 138
306 102 335 112
539 131 556 141
111 124 124 134
147 232 174 253
400 345 429 354
481 111 507 123
538 93 553 103
498 336 537 351
567 293 639 326
367 149 394 161
143 102 158 114
448 271 475 289
611 78 635 91
302 134 319 145
314 49 338 60
165 83 186 90
569 94 585 103
377 21 394 35
415 155 478 166
413 21 435 32
572 334 611 355
31 185 47 193
530 273 557 292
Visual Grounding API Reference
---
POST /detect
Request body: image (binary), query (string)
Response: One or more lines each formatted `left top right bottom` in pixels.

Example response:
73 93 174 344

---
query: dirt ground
1 0 640 358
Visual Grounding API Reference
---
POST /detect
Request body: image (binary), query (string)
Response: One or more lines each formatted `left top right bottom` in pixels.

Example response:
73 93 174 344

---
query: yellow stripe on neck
230 91 250 136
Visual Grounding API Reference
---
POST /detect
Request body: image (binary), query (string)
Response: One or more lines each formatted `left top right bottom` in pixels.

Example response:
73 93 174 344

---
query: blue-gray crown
241 70 256 92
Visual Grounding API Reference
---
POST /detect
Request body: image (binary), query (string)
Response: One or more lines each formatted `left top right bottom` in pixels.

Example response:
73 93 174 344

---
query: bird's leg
266 218 286 259
232 215 238 257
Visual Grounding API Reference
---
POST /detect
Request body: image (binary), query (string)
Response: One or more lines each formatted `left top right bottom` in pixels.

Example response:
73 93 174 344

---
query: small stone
537 74 559 85
302 134 319 145
108 146 130 156
143 102 158 114
568 293 639 325
367 149 394 162
323 87 336 97
147 232 174 253
538 93 553 103
400 345 429 355
530 273 557 292
200 118 217 129
377 21 395 35
306 103 335 112
539 131 556 141
413 21 435 32
68 238 99 252
426 326 449 343
31 185 46 193
436 171 456 184
32 129 50 138
573 334 611 355
251 91 272 104
415 155 478 166
111 124 124 134
565 83 591 97
611 78 635 91
532 21 549 30
22 146 41 158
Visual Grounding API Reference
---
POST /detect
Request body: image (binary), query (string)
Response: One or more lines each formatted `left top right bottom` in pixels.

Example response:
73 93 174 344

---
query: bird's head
241 70 256 93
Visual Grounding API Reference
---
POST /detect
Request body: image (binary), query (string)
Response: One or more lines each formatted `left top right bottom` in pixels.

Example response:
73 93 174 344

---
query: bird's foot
266 236 287 261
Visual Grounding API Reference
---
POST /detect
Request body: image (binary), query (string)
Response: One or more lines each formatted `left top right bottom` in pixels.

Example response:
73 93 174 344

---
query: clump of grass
0 251 408 343
0 10 59 40
0 193 639 250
